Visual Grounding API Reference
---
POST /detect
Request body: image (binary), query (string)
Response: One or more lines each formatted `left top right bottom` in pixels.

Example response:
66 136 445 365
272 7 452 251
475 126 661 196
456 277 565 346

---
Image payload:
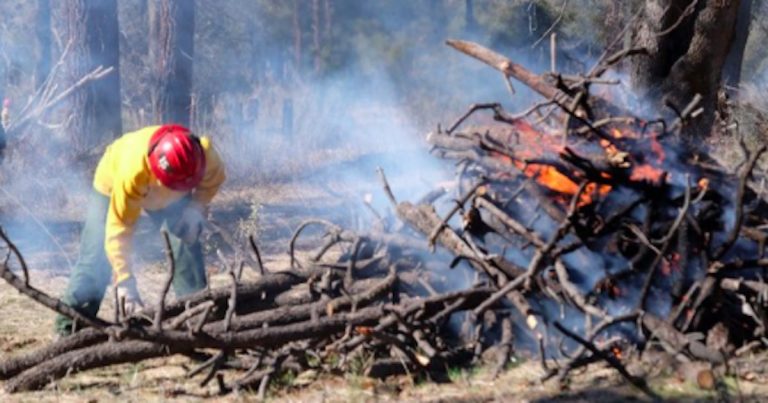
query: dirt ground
0 169 767 402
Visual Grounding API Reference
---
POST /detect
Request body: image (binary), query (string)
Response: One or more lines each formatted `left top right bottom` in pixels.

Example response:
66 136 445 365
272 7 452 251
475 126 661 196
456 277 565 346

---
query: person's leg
54 191 112 335
147 198 207 297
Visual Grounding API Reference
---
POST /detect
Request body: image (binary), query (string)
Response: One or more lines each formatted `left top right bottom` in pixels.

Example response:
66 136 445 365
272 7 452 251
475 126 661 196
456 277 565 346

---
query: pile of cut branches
0 224 492 395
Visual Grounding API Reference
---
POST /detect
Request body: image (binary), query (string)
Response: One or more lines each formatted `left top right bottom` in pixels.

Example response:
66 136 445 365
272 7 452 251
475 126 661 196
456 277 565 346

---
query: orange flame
515 158 610 206
489 121 669 206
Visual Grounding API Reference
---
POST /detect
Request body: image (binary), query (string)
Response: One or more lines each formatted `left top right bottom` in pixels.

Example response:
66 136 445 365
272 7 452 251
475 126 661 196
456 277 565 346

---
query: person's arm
105 169 149 284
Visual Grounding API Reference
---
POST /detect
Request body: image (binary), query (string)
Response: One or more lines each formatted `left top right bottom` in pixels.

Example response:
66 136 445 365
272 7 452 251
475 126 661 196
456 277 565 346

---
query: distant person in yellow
55 124 226 335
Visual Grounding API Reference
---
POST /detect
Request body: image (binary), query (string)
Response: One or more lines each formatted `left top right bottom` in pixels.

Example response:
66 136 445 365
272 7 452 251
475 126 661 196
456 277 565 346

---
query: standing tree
60 0 123 152
629 0 744 139
465 0 477 35
312 0 321 72
722 0 753 87
34 0 52 90
148 0 195 127
293 0 303 72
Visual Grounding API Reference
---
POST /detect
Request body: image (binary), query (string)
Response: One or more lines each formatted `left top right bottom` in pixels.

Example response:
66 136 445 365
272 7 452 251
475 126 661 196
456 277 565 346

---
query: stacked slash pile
2 40 768 398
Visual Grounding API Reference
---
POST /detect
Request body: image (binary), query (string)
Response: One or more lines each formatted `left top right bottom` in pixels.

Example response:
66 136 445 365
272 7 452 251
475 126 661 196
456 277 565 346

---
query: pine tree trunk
323 0 333 41
630 0 741 140
61 0 123 152
465 0 477 34
34 0 52 90
722 0 752 87
293 0 303 72
149 0 195 127
312 0 321 72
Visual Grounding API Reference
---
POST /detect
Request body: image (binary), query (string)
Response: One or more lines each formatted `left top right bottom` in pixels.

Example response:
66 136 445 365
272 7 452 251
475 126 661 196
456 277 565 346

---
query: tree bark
722 0 753 87
60 0 123 151
5 340 190 393
465 0 477 35
429 0 448 44
312 0 321 72
0 328 106 380
630 0 741 140
149 0 195 127
34 0 52 90
323 0 333 41
293 0 303 72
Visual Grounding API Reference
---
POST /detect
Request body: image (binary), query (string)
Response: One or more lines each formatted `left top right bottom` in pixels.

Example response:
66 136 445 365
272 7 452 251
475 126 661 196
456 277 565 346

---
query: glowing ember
660 253 681 276
355 326 374 336
630 163 665 184
612 346 623 360
698 177 709 191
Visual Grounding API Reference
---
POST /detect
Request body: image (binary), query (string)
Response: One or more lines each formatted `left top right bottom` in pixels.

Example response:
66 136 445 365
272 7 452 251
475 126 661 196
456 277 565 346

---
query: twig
446 103 502 134
715 145 766 259
655 0 699 37
587 6 644 77
550 32 557 73
344 238 364 290
0 236 110 330
187 350 226 378
224 271 238 332
169 301 215 330
153 231 176 330
288 219 337 269
200 351 227 387
248 234 265 275
0 227 30 285
491 316 513 379
426 180 486 248
531 0 568 49
637 175 692 310
553 259 607 318
193 304 213 334
0 188 73 271
377 167 398 207
553 321 658 399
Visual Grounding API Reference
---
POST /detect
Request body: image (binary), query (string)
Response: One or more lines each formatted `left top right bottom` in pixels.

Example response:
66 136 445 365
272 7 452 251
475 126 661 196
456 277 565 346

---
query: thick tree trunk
722 0 753 87
630 0 741 140
149 0 195 127
323 0 333 41
34 0 52 90
312 0 321 72
465 0 477 35
61 0 123 152
429 0 448 44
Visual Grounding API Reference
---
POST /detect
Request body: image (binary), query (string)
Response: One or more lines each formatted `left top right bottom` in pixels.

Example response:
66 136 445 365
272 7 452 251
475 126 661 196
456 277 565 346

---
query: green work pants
54 190 207 334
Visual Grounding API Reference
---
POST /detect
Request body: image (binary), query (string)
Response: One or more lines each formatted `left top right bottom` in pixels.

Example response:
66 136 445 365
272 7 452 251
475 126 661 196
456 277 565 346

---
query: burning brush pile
1 40 768 398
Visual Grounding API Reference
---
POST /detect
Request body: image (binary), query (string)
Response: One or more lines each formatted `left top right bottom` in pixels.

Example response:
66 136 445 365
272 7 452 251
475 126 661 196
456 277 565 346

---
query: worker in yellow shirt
55 124 226 335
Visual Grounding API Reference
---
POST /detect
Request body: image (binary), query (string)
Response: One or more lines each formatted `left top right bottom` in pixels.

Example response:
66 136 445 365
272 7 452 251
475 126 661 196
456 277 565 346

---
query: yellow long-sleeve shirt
93 126 226 284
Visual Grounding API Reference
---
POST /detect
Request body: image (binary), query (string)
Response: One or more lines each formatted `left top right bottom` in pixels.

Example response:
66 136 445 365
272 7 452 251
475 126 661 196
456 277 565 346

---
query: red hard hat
147 124 206 191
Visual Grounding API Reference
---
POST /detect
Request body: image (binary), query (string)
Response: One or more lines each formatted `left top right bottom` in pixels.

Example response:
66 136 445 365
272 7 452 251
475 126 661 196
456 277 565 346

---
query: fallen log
5 340 192 393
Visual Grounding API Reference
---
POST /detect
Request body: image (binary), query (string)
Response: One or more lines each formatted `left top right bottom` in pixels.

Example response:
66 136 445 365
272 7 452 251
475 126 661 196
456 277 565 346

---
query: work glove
171 203 207 244
115 277 144 317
